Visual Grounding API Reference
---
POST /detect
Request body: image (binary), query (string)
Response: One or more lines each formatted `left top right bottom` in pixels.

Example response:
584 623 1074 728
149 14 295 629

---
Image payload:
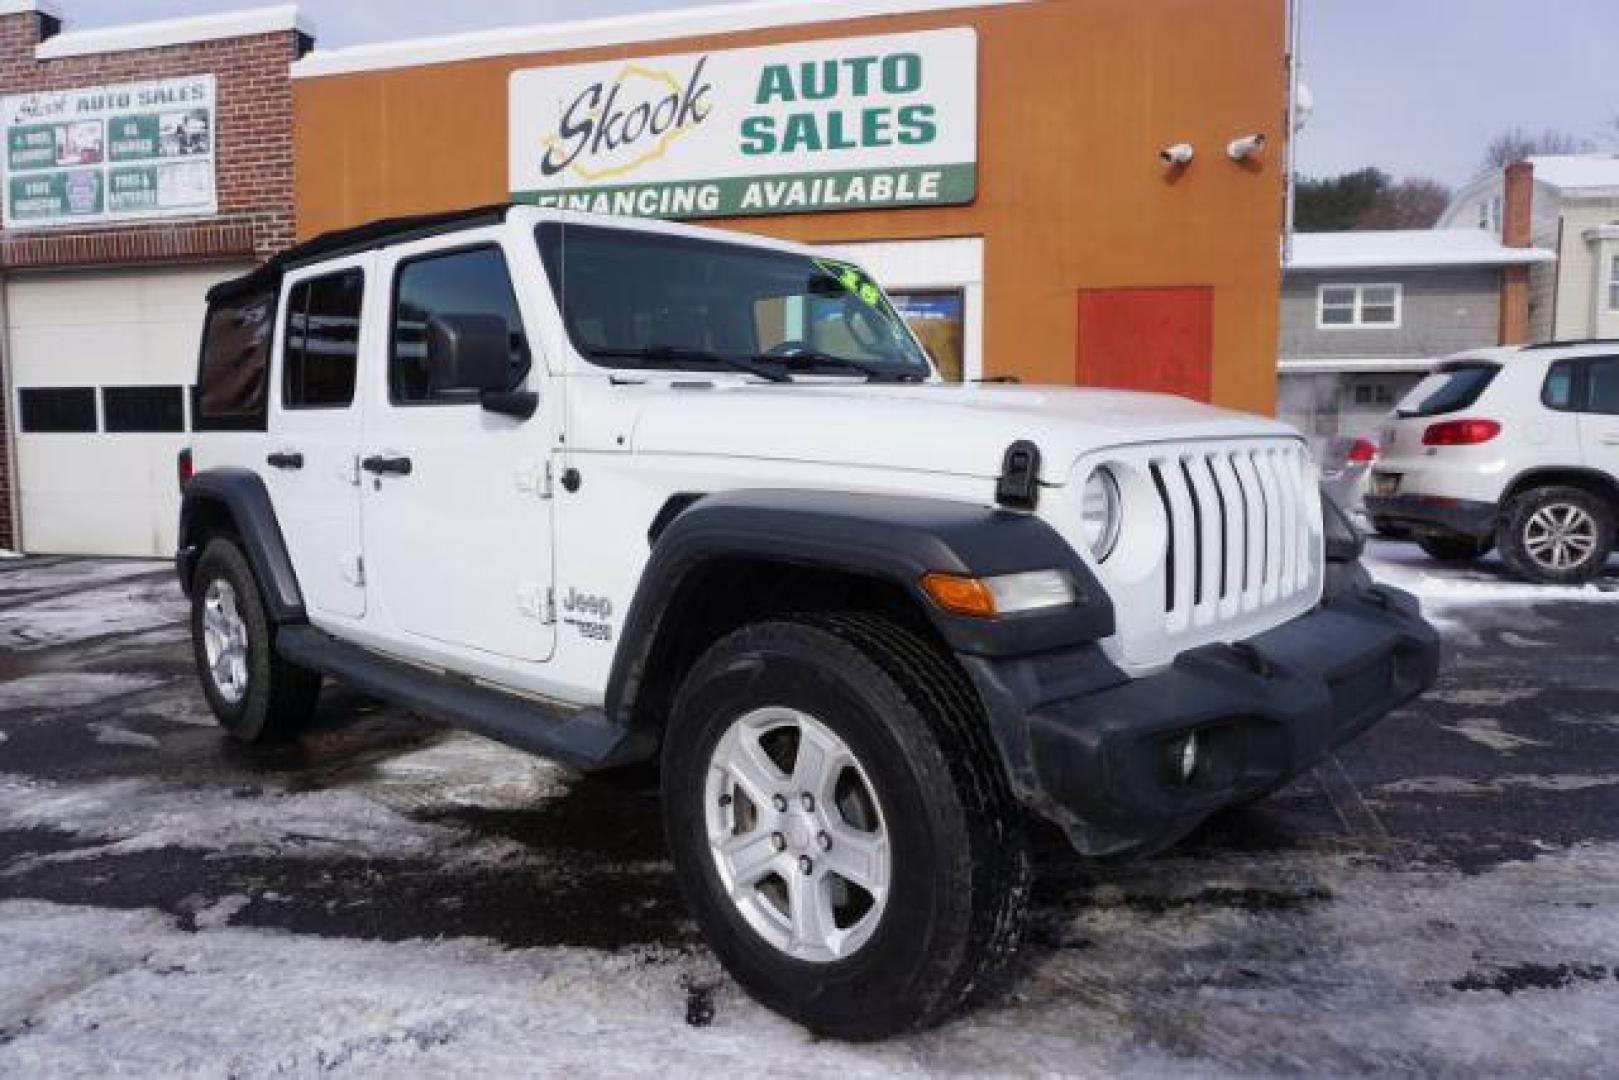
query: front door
360 235 556 665
263 257 371 620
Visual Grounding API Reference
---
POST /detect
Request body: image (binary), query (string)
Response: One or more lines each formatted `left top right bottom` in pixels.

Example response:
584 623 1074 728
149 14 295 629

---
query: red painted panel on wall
1076 286 1214 401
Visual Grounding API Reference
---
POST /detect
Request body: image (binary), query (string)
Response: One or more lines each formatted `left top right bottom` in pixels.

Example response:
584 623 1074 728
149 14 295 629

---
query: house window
1317 283 1401 329
1608 253 1619 312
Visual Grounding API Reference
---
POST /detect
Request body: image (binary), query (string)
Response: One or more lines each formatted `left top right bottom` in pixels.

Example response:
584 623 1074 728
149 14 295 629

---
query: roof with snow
1524 155 1619 193
1286 230 1556 272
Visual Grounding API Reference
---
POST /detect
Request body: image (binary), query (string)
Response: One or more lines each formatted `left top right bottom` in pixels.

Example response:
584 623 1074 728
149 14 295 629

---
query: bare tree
1601 114 1619 150
1482 127 1594 171
1355 177 1453 230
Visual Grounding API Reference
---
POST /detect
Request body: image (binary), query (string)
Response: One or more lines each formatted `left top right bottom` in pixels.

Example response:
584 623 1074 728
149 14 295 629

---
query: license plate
1371 473 1400 497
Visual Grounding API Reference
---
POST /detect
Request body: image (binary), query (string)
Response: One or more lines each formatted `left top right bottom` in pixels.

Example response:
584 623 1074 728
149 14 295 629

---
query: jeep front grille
1147 442 1318 635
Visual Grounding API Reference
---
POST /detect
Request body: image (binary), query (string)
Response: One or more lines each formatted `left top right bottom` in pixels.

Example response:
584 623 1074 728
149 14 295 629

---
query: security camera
1226 133 1267 161
1159 142 1195 167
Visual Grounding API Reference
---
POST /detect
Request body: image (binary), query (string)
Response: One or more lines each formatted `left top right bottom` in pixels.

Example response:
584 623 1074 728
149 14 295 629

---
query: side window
1542 361 1577 412
284 269 364 410
195 287 275 430
1584 358 1619 416
390 246 529 404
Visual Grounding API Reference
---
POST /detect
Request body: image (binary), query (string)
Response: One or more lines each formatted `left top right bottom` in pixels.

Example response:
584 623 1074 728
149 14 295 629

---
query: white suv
177 205 1437 1038
1367 343 1619 584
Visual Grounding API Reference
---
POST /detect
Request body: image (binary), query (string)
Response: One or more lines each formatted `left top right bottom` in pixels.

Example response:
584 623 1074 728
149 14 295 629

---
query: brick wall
0 11 301 267
0 8 302 551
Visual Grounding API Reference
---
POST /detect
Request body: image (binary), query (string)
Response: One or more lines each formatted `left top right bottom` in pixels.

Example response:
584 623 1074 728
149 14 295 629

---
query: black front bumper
967 582 1439 857
1364 493 1497 542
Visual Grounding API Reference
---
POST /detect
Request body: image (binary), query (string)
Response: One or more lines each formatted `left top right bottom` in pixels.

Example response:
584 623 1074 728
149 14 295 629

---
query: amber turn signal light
920 573 999 617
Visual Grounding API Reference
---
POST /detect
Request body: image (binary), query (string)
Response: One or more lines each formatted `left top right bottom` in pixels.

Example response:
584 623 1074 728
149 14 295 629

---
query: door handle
266 451 304 470
361 454 413 477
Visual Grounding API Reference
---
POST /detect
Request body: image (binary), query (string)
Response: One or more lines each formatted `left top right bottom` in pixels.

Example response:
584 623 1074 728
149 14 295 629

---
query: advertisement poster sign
510 29 976 220
3 74 217 230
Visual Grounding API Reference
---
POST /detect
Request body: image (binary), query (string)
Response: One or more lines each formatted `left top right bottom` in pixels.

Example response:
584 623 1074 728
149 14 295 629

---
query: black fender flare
177 468 307 623
1501 466 1619 510
603 488 1115 729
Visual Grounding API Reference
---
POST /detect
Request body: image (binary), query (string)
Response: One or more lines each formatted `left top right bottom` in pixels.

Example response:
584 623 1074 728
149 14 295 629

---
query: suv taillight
1422 418 1501 446
1347 437 1378 463
177 447 194 491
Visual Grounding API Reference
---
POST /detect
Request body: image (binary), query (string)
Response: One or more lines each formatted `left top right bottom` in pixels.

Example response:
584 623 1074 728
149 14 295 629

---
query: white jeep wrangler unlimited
177 205 1438 1039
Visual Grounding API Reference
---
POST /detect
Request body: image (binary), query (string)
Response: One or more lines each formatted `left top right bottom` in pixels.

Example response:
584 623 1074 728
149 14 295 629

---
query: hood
627 382 1298 483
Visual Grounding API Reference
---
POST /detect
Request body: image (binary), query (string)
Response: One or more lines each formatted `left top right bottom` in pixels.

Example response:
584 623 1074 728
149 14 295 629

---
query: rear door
358 233 556 667
262 255 371 621
1574 356 1619 476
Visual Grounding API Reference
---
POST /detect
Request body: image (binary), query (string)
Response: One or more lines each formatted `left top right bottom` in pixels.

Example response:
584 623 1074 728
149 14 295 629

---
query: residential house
1440 154 1619 342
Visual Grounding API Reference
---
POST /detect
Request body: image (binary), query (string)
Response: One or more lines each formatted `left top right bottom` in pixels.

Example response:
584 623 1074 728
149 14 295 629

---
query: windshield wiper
764 349 926 384
589 344 793 383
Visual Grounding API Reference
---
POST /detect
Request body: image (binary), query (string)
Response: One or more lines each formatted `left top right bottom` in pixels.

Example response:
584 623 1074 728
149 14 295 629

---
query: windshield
536 222 933 379
1396 362 1501 418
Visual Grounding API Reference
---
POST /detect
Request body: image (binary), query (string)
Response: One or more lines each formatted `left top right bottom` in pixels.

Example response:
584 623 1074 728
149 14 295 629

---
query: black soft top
206 203 514 304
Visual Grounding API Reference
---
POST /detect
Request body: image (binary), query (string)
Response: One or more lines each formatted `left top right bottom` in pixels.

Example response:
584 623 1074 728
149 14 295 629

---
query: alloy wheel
201 578 250 704
1524 503 1599 572
704 706 890 963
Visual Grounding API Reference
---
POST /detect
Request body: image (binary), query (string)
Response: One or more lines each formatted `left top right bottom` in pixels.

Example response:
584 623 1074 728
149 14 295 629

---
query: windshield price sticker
814 258 886 310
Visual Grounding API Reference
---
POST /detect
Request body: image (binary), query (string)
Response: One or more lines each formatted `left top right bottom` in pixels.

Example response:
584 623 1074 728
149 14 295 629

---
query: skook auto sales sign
3 75 217 230
509 29 976 220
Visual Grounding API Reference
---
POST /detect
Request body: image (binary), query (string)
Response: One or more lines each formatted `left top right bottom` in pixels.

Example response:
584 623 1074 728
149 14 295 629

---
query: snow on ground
3 555 1618 1076
0 723 571 869
0 558 168 598
0 575 186 652
1 845 1617 1077
0 672 161 712
1364 539 1619 611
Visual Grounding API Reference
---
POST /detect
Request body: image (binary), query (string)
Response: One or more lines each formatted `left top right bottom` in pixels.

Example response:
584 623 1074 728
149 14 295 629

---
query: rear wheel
1498 486 1615 585
662 615 1029 1040
190 539 321 743
1417 535 1492 563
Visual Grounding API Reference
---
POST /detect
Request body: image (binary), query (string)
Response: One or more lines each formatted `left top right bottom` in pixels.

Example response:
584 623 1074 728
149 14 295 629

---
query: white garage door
6 264 250 557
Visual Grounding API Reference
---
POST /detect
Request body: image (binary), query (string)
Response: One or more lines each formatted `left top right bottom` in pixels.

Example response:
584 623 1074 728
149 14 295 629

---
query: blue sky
51 0 1619 189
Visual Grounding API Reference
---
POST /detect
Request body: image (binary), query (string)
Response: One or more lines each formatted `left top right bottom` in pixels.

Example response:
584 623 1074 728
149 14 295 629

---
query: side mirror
426 313 514 394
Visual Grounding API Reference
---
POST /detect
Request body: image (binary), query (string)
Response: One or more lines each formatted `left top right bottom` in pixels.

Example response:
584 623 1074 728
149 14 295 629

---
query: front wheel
1498 487 1615 585
190 539 321 742
662 615 1028 1040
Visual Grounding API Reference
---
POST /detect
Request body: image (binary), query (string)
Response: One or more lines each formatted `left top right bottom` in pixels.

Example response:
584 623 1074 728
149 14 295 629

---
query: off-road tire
1417 535 1492 563
190 539 321 743
1497 486 1615 586
662 614 1030 1040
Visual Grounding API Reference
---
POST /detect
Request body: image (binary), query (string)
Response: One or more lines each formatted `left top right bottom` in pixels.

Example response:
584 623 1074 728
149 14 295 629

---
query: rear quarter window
1542 361 1577 411
1396 363 1500 418
195 288 276 431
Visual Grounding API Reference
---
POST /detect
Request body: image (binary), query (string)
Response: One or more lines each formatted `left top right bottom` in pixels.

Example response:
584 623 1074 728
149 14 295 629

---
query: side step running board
276 624 654 772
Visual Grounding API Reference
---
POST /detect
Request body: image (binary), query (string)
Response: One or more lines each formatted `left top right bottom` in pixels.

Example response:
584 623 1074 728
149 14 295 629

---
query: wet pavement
0 547 1616 1076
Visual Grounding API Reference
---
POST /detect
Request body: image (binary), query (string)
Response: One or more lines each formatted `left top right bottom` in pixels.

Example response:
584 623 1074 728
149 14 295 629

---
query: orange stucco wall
293 0 1287 413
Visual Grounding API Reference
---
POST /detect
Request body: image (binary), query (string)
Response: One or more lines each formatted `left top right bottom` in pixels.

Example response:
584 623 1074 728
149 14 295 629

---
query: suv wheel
1498 486 1615 585
663 615 1029 1040
190 539 322 742
1417 535 1492 563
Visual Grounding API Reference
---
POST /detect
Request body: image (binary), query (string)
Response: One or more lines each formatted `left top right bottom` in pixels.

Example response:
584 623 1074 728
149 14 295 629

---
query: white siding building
1440 155 1619 342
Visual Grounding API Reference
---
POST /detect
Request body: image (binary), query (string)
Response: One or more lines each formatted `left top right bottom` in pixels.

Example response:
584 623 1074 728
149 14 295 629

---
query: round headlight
1079 467 1122 561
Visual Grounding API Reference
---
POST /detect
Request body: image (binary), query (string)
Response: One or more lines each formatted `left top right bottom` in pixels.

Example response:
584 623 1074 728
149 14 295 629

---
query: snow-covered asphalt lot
1 544 1617 1077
